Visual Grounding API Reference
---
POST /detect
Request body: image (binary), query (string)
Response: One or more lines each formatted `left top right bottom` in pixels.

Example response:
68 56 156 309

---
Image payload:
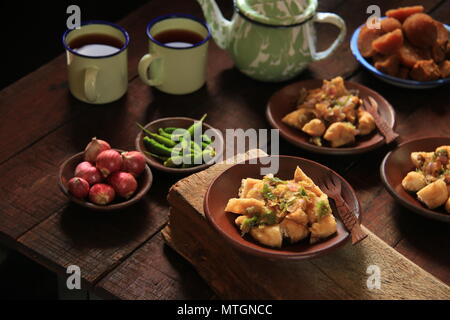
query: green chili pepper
144 137 173 157
187 114 207 138
144 151 169 162
148 132 176 148
163 127 180 134
136 123 154 137
202 134 212 145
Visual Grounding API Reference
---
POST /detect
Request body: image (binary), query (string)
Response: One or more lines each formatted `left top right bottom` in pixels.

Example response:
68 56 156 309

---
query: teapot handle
311 13 347 61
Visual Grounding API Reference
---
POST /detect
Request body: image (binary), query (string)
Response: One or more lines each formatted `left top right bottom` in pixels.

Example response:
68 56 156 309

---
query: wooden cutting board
163 150 450 300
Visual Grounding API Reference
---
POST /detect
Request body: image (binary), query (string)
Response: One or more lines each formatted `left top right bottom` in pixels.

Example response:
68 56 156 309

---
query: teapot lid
235 0 318 26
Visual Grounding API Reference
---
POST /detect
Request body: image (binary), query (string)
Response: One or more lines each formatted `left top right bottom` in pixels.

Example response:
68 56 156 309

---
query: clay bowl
266 79 396 155
204 155 361 260
58 150 153 212
136 117 224 174
381 137 450 223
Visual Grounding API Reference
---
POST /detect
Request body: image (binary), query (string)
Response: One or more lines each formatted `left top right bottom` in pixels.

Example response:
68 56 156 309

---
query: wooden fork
319 173 367 245
362 96 399 144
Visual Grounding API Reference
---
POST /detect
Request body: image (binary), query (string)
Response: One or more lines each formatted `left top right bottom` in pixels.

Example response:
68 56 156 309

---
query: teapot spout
196 0 232 49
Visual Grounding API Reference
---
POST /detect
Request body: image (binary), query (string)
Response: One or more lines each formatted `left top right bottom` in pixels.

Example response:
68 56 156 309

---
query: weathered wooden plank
162 150 450 299
17 195 168 289
94 233 214 300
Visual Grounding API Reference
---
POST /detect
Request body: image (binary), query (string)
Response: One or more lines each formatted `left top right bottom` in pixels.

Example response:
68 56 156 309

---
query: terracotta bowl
266 79 396 155
381 137 450 223
58 150 153 212
136 117 224 174
204 155 361 260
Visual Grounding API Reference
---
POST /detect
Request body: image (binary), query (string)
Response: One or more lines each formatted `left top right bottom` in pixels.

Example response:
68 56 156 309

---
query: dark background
0 1 149 89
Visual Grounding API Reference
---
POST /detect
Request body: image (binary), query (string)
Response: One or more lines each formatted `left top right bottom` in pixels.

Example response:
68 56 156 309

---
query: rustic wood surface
163 165 449 299
0 0 448 299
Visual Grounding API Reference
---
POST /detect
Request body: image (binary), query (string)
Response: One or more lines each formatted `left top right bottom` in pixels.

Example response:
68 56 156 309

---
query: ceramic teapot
197 0 346 82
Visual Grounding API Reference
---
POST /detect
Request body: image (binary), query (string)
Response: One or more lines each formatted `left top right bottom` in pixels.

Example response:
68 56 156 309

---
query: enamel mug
63 21 130 104
138 14 211 95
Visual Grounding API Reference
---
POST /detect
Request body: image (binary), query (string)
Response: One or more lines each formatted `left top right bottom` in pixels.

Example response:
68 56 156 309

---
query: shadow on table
162 244 214 299
59 200 152 249
392 202 450 268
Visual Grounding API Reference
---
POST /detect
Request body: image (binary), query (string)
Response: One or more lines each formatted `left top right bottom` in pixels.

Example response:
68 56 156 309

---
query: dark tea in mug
153 29 205 48
69 33 124 57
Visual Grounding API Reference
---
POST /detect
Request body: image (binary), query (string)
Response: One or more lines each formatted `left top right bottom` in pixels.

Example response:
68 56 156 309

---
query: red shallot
74 161 103 185
68 177 90 199
96 150 123 177
108 172 138 199
84 138 111 163
89 184 116 205
122 151 146 177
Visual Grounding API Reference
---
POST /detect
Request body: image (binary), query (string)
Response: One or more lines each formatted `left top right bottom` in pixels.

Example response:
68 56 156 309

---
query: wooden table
0 0 448 300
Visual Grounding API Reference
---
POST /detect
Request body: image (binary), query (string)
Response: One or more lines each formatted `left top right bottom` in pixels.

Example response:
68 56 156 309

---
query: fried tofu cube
323 122 358 148
309 214 337 244
416 179 448 209
250 225 283 248
225 198 266 215
402 171 427 192
280 219 309 243
302 119 326 137
357 109 376 135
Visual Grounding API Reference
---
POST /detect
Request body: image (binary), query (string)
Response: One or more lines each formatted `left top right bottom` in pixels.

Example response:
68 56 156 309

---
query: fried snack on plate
435 22 449 47
403 13 437 48
374 54 400 76
398 41 431 68
302 119 326 137
323 122 358 148
282 108 316 130
397 67 410 79
357 108 376 135
357 25 384 58
431 43 446 64
410 60 441 81
372 29 404 55
386 5 424 23
402 171 427 192
225 167 337 248
417 179 448 210
381 17 402 33
225 198 266 215
404 146 450 212
439 60 450 78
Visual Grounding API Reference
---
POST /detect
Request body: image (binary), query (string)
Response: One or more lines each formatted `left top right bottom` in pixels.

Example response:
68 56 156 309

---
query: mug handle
84 67 99 103
311 13 347 61
138 54 163 86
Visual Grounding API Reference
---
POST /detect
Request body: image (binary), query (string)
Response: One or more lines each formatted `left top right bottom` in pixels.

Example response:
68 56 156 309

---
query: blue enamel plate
350 21 450 89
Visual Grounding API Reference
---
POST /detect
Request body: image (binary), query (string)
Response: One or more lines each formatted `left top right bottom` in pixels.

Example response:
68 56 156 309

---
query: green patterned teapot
197 0 346 82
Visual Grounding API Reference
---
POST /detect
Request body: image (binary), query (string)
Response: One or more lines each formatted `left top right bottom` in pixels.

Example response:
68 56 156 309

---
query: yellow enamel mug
139 14 211 95
63 21 130 104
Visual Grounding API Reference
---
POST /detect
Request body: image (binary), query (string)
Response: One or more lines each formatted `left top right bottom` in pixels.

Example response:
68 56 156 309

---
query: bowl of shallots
58 138 153 211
